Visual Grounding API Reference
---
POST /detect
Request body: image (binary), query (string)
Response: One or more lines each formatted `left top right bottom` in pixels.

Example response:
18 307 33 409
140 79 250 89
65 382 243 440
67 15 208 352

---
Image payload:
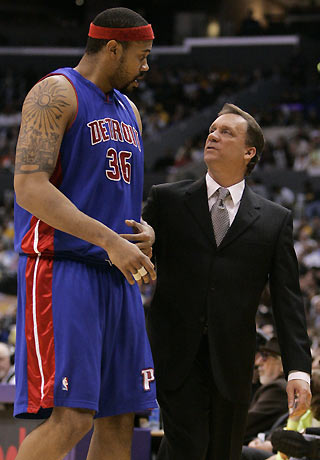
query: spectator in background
242 369 320 460
239 9 264 36
294 224 318 263
0 341 14 384
308 133 320 176
304 180 320 219
244 337 287 445
271 185 295 210
252 330 270 398
309 295 320 332
273 136 294 169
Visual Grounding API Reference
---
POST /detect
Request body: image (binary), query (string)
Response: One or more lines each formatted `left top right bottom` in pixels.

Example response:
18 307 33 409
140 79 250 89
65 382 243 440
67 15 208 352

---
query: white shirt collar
205 172 245 206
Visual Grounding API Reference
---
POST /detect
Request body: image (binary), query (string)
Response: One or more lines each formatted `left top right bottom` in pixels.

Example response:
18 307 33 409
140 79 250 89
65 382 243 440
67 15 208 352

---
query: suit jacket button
210 286 215 291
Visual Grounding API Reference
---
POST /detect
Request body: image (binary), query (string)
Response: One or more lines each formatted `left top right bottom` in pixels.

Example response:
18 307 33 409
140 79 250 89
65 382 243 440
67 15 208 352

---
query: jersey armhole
123 94 141 134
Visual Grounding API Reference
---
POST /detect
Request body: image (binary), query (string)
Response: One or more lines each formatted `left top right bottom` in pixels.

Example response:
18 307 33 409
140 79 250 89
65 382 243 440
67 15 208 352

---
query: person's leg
157 386 210 460
206 380 249 460
86 271 156 459
86 412 134 460
15 407 94 460
14 259 102 419
95 268 157 414
157 333 249 460
156 336 213 460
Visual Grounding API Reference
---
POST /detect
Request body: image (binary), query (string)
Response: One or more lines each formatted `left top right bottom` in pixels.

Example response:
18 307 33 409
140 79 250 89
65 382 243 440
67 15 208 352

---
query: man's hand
106 233 156 286
286 379 311 417
120 218 155 259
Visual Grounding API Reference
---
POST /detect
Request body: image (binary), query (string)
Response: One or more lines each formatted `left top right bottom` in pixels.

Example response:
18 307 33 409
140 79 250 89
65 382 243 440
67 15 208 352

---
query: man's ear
106 40 122 59
245 146 256 162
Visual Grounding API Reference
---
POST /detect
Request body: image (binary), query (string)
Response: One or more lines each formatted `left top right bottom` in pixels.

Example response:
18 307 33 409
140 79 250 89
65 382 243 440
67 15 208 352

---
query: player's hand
106 235 156 285
120 218 155 259
287 379 311 417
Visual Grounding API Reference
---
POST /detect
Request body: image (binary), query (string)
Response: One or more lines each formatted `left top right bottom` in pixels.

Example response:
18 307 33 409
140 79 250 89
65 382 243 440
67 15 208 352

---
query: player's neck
74 55 114 94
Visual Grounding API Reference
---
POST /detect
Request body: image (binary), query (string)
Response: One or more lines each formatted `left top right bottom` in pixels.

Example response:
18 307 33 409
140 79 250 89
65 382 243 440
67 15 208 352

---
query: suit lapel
184 177 216 246
219 185 261 250
184 179 261 248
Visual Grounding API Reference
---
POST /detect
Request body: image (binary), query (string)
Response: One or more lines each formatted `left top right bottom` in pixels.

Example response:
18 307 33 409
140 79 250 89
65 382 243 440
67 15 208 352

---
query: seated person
251 329 270 399
0 342 15 384
242 369 320 460
244 337 287 445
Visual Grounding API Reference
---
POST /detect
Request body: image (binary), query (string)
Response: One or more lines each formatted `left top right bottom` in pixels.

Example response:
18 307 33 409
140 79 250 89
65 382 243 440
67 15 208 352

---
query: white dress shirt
205 172 310 385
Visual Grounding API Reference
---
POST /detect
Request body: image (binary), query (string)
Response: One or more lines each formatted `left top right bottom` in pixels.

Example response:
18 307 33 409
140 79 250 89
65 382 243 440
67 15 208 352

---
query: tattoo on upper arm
15 79 71 175
15 126 61 174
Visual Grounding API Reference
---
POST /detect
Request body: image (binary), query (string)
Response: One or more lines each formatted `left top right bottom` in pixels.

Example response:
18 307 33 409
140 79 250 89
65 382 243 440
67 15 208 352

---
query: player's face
112 40 152 92
204 113 255 178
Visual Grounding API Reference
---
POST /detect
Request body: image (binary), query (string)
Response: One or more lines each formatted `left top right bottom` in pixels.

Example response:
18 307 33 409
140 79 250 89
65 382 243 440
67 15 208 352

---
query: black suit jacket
143 177 311 403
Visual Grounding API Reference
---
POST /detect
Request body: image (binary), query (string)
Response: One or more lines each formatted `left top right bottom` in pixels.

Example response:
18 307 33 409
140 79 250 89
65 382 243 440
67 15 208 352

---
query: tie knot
217 187 229 201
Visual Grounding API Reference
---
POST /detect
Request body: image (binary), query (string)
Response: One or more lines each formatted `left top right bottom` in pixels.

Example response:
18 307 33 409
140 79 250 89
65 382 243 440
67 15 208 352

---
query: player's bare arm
15 77 72 175
14 76 155 285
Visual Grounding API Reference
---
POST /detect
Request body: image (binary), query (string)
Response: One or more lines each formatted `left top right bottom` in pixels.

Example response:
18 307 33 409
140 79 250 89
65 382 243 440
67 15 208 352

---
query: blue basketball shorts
14 256 157 419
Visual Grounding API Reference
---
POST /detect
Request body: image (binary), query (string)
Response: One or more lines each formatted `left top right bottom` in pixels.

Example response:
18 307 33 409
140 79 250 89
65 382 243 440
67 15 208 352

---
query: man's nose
208 131 219 141
141 62 149 72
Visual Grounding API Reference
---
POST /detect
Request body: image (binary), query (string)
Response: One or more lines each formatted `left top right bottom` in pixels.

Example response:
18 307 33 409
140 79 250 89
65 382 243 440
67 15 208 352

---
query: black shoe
271 428 320 459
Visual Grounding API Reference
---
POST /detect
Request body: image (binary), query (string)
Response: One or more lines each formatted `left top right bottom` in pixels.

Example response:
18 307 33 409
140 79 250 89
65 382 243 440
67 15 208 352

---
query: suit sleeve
269 211 311 378
142 185 159 234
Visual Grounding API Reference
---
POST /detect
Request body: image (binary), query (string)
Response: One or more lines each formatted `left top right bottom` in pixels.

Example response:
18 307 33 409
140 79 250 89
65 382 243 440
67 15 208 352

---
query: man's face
0 345 11 380
111 40 152 92
204 113 255 178
256 351 283 385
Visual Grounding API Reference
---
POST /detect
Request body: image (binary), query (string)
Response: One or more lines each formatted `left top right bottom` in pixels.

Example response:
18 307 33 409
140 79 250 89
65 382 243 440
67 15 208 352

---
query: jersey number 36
106 148 132 184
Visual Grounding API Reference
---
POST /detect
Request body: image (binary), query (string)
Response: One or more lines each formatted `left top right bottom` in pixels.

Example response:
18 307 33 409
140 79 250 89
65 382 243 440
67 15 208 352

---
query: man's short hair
85 7 149 55
218 103 265 175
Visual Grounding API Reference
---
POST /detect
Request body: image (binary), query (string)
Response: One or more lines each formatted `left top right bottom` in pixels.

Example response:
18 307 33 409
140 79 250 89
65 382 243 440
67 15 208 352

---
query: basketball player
13 8 156 460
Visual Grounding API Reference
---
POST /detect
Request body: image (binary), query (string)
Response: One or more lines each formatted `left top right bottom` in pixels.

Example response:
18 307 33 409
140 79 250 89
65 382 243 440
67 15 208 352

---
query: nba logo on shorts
62 377 69 391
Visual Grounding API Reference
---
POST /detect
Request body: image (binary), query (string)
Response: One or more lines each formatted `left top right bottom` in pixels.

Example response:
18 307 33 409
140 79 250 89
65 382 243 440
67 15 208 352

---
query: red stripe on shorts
25 256 55 413
21 154 62 255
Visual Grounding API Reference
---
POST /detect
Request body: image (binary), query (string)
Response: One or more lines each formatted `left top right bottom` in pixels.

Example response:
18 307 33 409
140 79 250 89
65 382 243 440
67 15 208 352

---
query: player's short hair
218 103 265 175
85 7 149 55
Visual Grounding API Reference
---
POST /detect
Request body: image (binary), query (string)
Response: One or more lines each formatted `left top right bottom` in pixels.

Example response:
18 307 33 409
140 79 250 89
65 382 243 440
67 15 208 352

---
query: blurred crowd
132 64 271 140
1 2 320 48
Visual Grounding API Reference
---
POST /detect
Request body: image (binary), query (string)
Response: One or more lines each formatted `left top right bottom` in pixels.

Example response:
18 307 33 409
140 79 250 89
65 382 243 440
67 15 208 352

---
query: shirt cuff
288 371 310 385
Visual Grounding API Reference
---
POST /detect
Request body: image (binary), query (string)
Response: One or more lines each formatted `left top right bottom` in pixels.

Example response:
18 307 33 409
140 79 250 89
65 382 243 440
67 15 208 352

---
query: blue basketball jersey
14 67 144 264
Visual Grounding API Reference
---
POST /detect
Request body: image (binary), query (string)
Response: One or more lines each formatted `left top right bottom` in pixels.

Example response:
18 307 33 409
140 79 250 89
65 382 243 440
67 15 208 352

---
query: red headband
88 23 154 41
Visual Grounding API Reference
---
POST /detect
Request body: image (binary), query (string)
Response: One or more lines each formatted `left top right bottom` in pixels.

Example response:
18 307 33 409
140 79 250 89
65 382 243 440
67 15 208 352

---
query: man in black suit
142 104 312 460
